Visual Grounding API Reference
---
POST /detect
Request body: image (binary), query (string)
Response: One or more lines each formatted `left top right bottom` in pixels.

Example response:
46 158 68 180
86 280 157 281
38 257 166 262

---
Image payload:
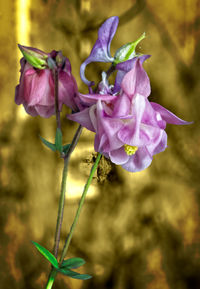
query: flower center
124 144 138 155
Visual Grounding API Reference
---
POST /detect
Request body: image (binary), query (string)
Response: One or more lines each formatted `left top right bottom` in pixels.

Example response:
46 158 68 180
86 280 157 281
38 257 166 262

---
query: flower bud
15 47 78 118
113 32 146 65
18 44 48 69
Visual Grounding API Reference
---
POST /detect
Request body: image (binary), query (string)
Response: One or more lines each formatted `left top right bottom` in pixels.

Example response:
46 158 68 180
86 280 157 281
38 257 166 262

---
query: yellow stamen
124 144 138 156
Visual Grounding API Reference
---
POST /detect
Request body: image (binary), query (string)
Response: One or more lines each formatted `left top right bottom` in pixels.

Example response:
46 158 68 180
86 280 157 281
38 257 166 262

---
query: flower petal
120 58 151 99
112 93 131 117
67 106 96 132
109 146 129 165
113 55 150 93
122 147 152 172
80 16 119 86
78 92 117 107
118 94 149 146
151 102 192 125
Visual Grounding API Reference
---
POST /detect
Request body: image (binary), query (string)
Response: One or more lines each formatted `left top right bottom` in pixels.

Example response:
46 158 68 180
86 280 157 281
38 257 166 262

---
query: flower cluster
15 16 190 172
68 58 189 172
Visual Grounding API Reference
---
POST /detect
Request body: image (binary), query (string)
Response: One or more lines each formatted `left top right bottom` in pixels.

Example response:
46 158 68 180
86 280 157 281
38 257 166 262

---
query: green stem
53 125 83 258
59 153 102 264
45 269 57 289
45 125 83 289
53 158 68 258
45 153 101 289
53 69 61 129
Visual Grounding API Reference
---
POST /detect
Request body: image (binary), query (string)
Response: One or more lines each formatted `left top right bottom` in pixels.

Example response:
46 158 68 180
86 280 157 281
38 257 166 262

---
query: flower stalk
53 69 61 130
45 153 102 289
53 125 83 258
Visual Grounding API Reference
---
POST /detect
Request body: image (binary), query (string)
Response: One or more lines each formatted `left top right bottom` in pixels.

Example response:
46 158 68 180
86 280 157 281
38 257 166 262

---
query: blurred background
0 0 200 288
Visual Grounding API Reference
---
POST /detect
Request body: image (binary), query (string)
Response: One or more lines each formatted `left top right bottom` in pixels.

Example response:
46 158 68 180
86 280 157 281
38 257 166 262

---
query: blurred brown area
0 0 200 288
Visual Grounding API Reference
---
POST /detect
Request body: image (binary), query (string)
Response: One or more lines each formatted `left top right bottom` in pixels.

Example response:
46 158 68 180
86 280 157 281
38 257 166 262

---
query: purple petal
122 147 152 172
151 102 192 125
113 55 151 93
121 58 151 98
118 94 148 146
141 100 166 129
80 16 119 86
58 71 78 111
109 146 129 165
112 93 131 117
144 128 167 156
78 92 117 107
96 100 124 151
148 130 167 155
67 106 96 132
115 54 150 72
34 105 55 118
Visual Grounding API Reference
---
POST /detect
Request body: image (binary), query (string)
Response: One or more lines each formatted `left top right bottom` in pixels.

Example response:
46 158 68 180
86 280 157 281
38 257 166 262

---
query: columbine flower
80 16 150 91
15 45 78 118
68 59 190 172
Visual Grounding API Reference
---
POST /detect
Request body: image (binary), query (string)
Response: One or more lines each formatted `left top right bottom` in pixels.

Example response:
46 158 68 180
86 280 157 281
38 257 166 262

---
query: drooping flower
80 16 150 91
68 59 191 172
15 46 78 118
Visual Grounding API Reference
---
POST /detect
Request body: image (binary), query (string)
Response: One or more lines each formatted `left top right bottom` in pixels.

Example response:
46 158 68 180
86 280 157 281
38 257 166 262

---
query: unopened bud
113 33 146 65
18 44 48 69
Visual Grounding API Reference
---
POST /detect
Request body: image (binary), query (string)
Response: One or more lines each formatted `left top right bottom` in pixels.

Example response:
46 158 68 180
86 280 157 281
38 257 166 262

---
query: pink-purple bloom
15 46 78 118
68 59 190 172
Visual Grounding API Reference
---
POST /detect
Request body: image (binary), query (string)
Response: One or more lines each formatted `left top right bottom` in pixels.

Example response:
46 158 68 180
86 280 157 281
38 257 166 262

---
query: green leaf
32 241 59 269
62 144 71 154
39 135 56 152
55 128 63 153
57 268 92 280
113 32 146 65
61 257 86 269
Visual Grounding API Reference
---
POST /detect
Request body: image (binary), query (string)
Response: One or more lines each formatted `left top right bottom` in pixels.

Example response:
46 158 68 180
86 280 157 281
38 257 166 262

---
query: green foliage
56 267 92 280
32 241 59 269
39 135 57 152
55 128 63 153
62 144 71 154
61 257 86 269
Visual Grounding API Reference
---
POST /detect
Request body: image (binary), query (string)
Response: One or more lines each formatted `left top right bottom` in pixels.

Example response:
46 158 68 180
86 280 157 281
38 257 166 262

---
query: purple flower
80 16 119 87
68 59 191 172
15 46 78 118
80 16 149 91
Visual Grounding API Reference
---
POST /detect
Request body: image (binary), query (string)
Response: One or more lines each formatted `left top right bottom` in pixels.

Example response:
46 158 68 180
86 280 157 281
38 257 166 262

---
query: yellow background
0 0 199 288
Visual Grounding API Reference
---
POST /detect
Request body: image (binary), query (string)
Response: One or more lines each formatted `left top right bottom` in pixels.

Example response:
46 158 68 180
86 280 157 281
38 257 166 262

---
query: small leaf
61 257 86 269
32 241 59 269
62 144 71 154
39 135 56 152
57 268 92 280
55 128 63 153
